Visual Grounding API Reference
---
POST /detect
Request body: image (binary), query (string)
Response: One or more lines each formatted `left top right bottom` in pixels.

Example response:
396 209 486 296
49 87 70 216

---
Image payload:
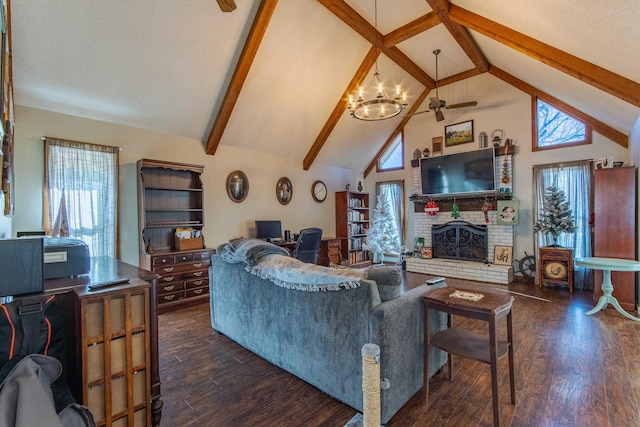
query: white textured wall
13 106 358 266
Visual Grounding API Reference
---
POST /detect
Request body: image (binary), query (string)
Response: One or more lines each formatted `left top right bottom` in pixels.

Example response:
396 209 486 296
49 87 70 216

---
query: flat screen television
420 148 496 197
255 220 283 241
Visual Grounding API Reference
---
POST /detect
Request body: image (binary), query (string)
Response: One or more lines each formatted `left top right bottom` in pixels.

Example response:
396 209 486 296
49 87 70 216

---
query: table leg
489 319 501 427
586 270 640 321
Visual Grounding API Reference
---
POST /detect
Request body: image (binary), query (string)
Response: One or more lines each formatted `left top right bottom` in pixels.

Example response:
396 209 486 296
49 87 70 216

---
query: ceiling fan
216 0 237 12
408 49 478 122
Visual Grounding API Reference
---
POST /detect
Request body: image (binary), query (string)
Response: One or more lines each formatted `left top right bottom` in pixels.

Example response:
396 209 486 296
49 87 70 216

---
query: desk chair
292 228 323 264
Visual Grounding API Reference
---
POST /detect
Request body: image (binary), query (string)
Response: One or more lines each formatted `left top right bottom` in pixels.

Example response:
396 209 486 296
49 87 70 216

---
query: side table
574 257 640 321
423 287 515 427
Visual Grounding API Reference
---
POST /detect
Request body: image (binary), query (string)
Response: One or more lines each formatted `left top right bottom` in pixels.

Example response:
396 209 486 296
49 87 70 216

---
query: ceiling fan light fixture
435 110 445 122
347 0 408 121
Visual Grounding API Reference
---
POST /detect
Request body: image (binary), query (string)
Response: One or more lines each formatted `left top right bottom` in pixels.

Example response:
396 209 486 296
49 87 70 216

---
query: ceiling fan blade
216 0 237 12
446 101 478 109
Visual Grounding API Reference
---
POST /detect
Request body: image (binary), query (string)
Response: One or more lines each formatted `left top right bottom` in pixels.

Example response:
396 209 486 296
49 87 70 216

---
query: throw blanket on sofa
217 238 365 291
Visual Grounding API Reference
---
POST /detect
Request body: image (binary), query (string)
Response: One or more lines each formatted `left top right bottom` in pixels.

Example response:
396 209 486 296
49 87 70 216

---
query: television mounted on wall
420 147 496 197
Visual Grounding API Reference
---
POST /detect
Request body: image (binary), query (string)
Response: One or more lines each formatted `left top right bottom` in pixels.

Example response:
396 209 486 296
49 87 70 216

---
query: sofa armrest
368 282 448 423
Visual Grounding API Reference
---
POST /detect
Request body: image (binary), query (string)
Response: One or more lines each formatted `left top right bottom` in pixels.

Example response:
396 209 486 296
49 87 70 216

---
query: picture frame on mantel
494 245 513 266
445 120 474 147
432 136 443 155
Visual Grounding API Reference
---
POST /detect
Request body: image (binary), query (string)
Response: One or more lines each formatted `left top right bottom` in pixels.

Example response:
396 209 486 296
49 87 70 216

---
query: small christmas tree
534 186 576 245
364 194 399 262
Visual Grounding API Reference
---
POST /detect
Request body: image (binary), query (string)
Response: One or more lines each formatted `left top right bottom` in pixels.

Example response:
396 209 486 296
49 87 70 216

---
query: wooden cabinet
335 191 371 267
317 237 345 266
538 247 574 292
138 159 212 312
47 257 162 427
593 167 637 312
149 248 213 313
74 279 151 426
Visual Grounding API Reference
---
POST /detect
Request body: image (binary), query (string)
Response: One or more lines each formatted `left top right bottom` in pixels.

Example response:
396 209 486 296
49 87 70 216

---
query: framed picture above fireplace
494 245 513 265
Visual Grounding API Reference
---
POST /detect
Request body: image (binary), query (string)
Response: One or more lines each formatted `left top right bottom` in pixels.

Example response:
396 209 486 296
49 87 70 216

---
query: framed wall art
432 136 443 155
497 199 519 225
445 120 474 147
494 245 513 266
276 177 293 205
226 170 249 203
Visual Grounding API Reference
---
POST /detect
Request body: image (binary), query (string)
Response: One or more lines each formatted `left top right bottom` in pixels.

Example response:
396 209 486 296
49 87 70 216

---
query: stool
423 287 515 427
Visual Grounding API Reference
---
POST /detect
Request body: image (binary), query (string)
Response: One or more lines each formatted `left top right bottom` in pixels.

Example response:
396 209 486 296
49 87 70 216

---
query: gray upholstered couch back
209 255 446 424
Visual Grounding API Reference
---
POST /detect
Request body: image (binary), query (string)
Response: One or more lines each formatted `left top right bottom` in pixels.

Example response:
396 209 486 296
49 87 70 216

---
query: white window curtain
44 138 119 258
533 160 592 289
375 180 404 253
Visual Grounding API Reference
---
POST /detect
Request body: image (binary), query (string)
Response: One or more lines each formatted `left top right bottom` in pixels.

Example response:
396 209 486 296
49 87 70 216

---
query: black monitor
255 220 283 241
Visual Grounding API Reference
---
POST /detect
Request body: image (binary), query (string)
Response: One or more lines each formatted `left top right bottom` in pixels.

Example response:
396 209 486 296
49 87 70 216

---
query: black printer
44 237 90 279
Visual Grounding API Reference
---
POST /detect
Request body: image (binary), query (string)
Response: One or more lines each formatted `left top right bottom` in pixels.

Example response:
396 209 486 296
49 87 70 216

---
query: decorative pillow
366 265 402 302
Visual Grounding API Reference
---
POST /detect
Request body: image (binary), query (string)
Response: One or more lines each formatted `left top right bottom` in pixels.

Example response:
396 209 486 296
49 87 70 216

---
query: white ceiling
11 0 640 171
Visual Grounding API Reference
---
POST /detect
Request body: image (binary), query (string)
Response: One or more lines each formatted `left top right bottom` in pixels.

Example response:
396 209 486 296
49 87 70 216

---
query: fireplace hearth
432 220 488 262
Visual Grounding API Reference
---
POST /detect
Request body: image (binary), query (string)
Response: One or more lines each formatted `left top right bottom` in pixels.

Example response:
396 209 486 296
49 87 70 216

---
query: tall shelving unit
137 159 213 313
335 191 371 267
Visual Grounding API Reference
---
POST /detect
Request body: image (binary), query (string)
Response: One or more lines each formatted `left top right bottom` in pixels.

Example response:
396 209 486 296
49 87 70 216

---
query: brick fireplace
407 169 514 284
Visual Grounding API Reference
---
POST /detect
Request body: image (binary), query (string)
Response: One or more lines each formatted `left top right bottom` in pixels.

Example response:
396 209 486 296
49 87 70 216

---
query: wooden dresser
144 248 213 313
46 257 163 427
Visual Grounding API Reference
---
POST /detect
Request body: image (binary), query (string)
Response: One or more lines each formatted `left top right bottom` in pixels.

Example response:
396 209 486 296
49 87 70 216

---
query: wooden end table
423 287 515 427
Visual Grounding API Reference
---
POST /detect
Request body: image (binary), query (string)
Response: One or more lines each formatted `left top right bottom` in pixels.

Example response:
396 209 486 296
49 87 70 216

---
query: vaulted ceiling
11 0 640 173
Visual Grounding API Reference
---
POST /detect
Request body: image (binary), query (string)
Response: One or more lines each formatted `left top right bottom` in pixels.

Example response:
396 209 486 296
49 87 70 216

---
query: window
533 161 591 289
534 98 591 150
375 180 404 254
377 132 403 171
44 138 119 258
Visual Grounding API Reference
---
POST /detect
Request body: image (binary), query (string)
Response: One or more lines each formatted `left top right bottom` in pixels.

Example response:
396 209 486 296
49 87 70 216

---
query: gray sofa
209 244 447 424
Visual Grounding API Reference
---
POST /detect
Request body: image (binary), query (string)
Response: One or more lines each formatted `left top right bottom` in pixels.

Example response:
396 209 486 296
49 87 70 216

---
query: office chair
292 228 323 264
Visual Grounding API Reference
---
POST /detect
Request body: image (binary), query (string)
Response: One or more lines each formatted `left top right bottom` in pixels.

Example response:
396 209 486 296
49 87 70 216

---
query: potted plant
533 186 576 246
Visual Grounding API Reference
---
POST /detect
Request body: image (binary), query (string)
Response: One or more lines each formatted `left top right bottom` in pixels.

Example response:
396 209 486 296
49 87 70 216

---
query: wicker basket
175 236 204 251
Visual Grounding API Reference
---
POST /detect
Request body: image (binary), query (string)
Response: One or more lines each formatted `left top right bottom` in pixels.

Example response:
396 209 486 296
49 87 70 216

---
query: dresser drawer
185 286 209 299
175 253 194 263
158 291 184 305
158 282 185 295
185 278 208 290
192 250 213 261
183 269 207 280
152 255 175 267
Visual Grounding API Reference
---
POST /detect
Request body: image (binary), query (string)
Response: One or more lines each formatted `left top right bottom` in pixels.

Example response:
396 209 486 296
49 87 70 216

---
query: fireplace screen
432 220 488 262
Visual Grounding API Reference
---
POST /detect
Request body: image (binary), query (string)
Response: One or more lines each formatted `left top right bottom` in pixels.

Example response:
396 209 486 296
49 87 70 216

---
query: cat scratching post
361 343 381 427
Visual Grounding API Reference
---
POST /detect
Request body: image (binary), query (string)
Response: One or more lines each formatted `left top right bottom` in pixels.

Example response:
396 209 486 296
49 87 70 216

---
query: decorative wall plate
276 177 293 205
226 170 248 203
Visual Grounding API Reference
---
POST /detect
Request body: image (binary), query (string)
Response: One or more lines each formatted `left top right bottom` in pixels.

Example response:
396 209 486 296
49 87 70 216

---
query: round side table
574 257 640 321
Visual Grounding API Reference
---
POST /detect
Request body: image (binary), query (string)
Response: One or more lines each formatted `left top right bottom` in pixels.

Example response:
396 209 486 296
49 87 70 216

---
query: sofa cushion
366 265 402 301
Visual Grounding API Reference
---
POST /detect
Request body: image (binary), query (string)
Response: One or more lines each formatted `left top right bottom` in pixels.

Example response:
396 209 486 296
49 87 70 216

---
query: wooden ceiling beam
364 88 431 178
490 66 628 148
384 12 441 47
303 47 379 171
205 0 278 155
450 5 640 108
424 0 489 73
318 0 434 88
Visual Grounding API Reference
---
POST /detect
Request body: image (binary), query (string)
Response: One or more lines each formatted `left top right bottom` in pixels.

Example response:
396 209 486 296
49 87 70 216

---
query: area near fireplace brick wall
409 164 515 284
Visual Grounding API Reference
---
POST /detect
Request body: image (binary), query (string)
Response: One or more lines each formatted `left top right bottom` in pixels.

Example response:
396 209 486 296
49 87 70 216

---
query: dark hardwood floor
157 272 640 426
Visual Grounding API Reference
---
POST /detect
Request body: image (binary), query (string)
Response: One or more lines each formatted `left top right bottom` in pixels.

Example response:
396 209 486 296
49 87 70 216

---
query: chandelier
347 0 408 121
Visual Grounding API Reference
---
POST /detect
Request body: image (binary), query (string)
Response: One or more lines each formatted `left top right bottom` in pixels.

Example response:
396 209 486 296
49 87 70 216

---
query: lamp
347 0 408 121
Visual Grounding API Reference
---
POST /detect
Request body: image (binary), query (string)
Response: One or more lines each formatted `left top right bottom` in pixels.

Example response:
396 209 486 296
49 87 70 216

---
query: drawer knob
194 289 204 294
163 267 175 273
163 295 175 301
193 280 203 286
193 263 203 268
193 271 203 277
162 276 175 282
164 285 175 291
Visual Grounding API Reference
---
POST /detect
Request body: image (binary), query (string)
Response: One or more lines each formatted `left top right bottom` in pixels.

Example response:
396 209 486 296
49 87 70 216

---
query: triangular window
535 98 590 150
378 133 403 171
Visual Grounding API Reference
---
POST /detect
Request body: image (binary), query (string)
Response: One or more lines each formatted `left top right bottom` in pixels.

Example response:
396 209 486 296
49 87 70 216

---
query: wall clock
311 180 327 203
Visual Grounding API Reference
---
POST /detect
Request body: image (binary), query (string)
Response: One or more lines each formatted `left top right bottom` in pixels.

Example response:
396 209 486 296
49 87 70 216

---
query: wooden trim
364 88 430 178
425 0 489 73
384 12 440 47
205 0 279 155
449 4 640 108
490 66 628 148
303 47 379 170
318 0 434 88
